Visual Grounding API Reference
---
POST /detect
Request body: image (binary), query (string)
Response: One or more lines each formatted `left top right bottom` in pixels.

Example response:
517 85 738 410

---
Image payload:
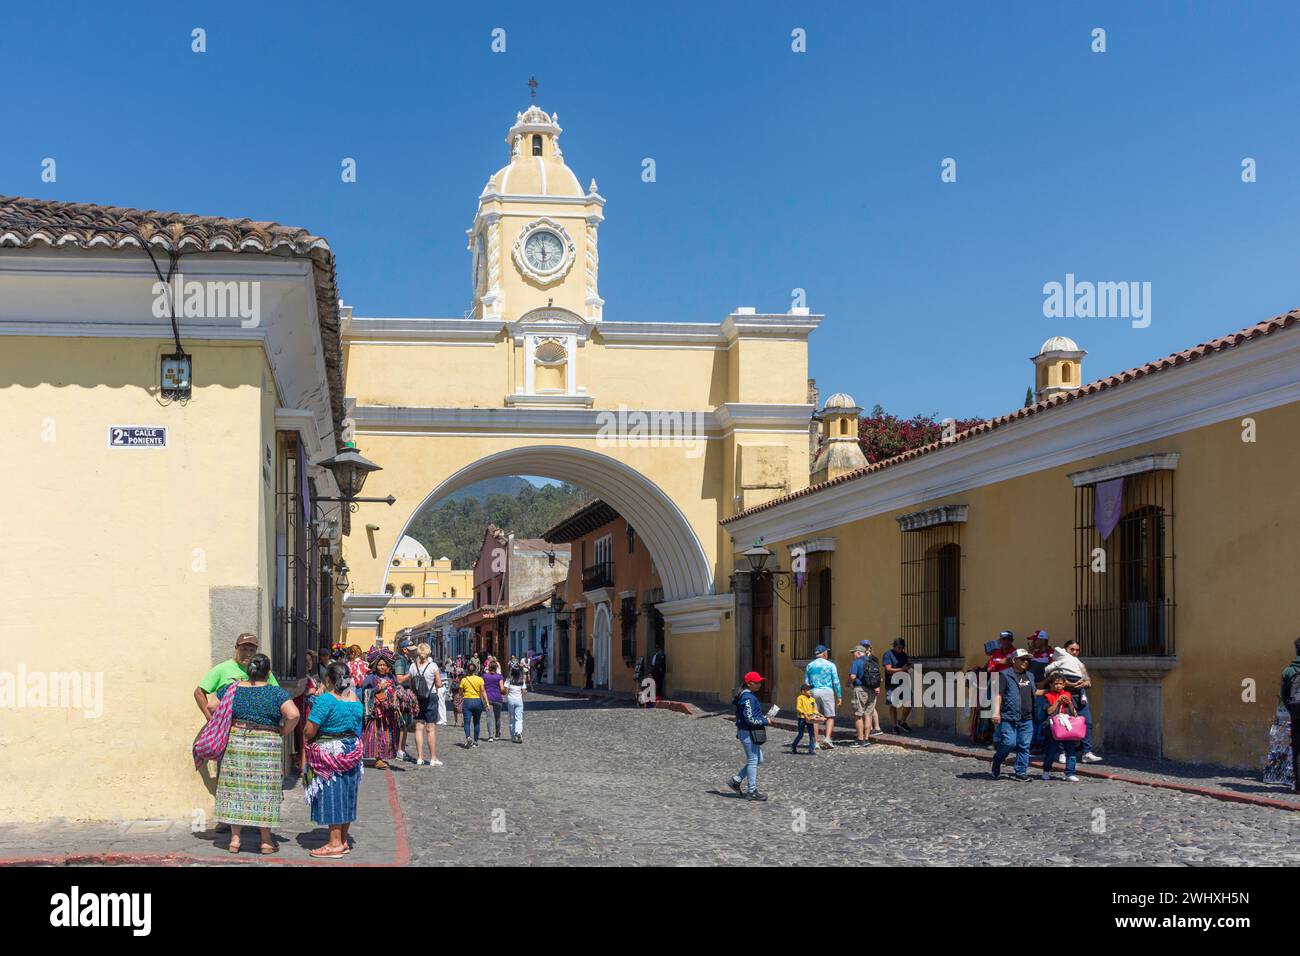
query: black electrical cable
0 214 187 357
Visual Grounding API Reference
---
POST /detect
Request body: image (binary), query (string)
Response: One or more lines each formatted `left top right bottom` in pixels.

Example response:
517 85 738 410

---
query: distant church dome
823 392 858 410
394 535 431 566
488 105 584 197
1040 335 1080 354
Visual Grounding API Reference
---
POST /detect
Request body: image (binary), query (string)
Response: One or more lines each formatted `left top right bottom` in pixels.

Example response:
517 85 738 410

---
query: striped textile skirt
310 736 361 825
215 725 284 827
362 709 398 760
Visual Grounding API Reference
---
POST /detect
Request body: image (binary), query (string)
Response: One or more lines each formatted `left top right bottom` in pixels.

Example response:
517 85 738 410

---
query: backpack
410 662 436 698
1288 666 1300 707
863 655 882 690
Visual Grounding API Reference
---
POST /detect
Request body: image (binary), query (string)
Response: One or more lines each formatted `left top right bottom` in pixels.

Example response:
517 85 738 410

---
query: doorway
592 603 612 689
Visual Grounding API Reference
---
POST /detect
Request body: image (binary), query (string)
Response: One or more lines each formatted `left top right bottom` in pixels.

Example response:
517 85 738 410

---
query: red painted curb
0 767 416 867
753 716 1300 812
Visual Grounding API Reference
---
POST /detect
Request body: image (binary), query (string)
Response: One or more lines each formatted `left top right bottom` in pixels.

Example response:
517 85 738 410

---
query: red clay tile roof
0 194 346 446
723 309 1300 525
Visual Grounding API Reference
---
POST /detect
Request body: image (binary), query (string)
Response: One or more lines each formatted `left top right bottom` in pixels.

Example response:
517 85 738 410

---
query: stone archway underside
389 445 714 602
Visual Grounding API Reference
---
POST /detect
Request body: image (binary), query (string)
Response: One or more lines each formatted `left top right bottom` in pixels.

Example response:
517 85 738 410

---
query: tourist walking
484 659 505 741
1265 637 1300 791
1039 673 1082 782
506 665 528 743
460 660 486 747
990 649 1036 781
584 647 596 689
883 637 914 734
727 671 771 800
803 644 841 749
790 683 823 754
213 654 299 854
1046 641 1101 764
1027 631 1051 754
848 640 880 746
303 661 365 859
409 643 444 767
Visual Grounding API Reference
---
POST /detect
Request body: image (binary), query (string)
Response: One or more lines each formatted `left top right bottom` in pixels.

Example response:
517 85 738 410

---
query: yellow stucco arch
379 445 713 601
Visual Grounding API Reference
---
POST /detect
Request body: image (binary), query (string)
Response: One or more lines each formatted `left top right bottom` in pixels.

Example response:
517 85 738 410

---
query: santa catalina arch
339 104 819 699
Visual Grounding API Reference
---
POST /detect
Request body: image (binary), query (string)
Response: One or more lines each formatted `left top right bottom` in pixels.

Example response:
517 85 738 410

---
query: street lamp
742 544 774 574
312 443 396 512
334 560 351 593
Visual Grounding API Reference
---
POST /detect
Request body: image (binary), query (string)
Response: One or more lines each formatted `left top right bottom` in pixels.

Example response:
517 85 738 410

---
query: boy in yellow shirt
791 683 825 754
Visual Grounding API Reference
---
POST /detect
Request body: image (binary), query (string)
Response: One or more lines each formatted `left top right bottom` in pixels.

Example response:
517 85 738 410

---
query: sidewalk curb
753 716 1300 813
0 769 413 867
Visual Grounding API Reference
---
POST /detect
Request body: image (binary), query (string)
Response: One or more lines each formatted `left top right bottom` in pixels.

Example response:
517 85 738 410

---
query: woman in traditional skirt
214 653 299 854
304 661 365 859
359 650 403 769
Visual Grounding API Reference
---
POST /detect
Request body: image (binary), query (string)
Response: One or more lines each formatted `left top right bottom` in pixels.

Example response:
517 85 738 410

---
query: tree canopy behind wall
406 479 592 570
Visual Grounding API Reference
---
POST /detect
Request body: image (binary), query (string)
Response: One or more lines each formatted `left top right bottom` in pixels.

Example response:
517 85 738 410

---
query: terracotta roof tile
723 309 1300 525
0 195 346 447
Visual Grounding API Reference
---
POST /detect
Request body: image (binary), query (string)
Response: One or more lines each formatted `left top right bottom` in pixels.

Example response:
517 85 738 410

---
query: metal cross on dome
528 76 538 102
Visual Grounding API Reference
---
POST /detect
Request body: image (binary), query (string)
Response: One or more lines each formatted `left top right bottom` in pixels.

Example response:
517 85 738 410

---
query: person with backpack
849 640 881 747
726 671 772 801
408 643 444 767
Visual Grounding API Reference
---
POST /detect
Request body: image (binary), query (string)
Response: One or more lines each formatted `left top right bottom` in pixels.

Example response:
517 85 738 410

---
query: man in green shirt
193 632 279 721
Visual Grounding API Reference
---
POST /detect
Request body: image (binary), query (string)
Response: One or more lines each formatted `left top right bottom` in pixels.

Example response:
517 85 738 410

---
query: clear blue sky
3 1 1297 419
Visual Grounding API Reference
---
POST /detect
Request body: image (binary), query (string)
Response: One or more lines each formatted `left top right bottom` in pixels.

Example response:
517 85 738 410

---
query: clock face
523 229 565 273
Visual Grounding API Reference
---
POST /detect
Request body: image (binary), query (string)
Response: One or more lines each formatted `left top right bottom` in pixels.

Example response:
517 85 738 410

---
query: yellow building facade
0 198 349 822
724 313 1300 769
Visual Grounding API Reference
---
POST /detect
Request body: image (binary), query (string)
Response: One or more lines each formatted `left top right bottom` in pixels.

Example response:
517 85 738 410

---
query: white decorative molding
1067 453 1180 487
656 593 734 635
790 536 836 555
511 217 576 286
897 504 969 532
725 325 1300 544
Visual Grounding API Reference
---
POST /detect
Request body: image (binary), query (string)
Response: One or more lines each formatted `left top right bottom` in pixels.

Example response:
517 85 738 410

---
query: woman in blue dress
303 660 365 859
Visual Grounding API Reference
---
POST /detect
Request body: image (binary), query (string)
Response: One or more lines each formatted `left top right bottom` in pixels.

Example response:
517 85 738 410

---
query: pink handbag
1049 710 1087 741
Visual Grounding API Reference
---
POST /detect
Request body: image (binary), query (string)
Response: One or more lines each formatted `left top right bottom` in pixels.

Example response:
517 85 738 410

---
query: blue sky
3 1 1298 419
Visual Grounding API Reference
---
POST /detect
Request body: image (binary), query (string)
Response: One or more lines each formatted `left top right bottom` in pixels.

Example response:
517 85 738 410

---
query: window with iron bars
1073 468 1175 656
899 523 962 658
790 552 833 660
620 595 637 661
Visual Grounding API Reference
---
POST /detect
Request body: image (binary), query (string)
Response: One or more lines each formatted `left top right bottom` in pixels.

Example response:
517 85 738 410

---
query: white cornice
1067 453 1180 487
349 403 810 437
344 317 507 341
722 313 823 342
726 327 1300 543
656 593 734 635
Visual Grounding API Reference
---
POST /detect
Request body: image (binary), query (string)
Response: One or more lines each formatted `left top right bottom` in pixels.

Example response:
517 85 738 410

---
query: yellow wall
750 403 1300 768
1 337 273 821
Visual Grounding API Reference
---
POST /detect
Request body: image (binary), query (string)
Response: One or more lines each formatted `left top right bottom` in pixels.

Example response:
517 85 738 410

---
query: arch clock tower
468 105 605 326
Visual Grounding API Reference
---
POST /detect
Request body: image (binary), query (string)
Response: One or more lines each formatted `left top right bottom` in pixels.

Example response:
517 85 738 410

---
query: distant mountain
406 478 592 570
443 475 532 503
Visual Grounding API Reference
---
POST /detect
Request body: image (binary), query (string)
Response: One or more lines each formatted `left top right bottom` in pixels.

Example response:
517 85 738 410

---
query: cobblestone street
394 693 1300 866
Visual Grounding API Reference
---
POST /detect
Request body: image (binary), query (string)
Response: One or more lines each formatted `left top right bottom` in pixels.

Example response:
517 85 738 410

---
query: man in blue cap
803 645 841 749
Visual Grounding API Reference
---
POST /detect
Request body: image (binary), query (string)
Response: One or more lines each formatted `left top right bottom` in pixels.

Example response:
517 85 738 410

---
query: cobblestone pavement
394 693 1300 866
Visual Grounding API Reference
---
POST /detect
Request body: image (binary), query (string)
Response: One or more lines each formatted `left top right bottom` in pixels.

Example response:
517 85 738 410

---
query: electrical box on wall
161 353 192 400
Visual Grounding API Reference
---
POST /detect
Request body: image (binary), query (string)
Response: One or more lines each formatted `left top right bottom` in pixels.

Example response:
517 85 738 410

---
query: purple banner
1095 477 1124 540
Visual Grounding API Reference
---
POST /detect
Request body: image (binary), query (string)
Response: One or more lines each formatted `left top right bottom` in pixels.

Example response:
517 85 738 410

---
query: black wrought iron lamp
313 444 396 512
